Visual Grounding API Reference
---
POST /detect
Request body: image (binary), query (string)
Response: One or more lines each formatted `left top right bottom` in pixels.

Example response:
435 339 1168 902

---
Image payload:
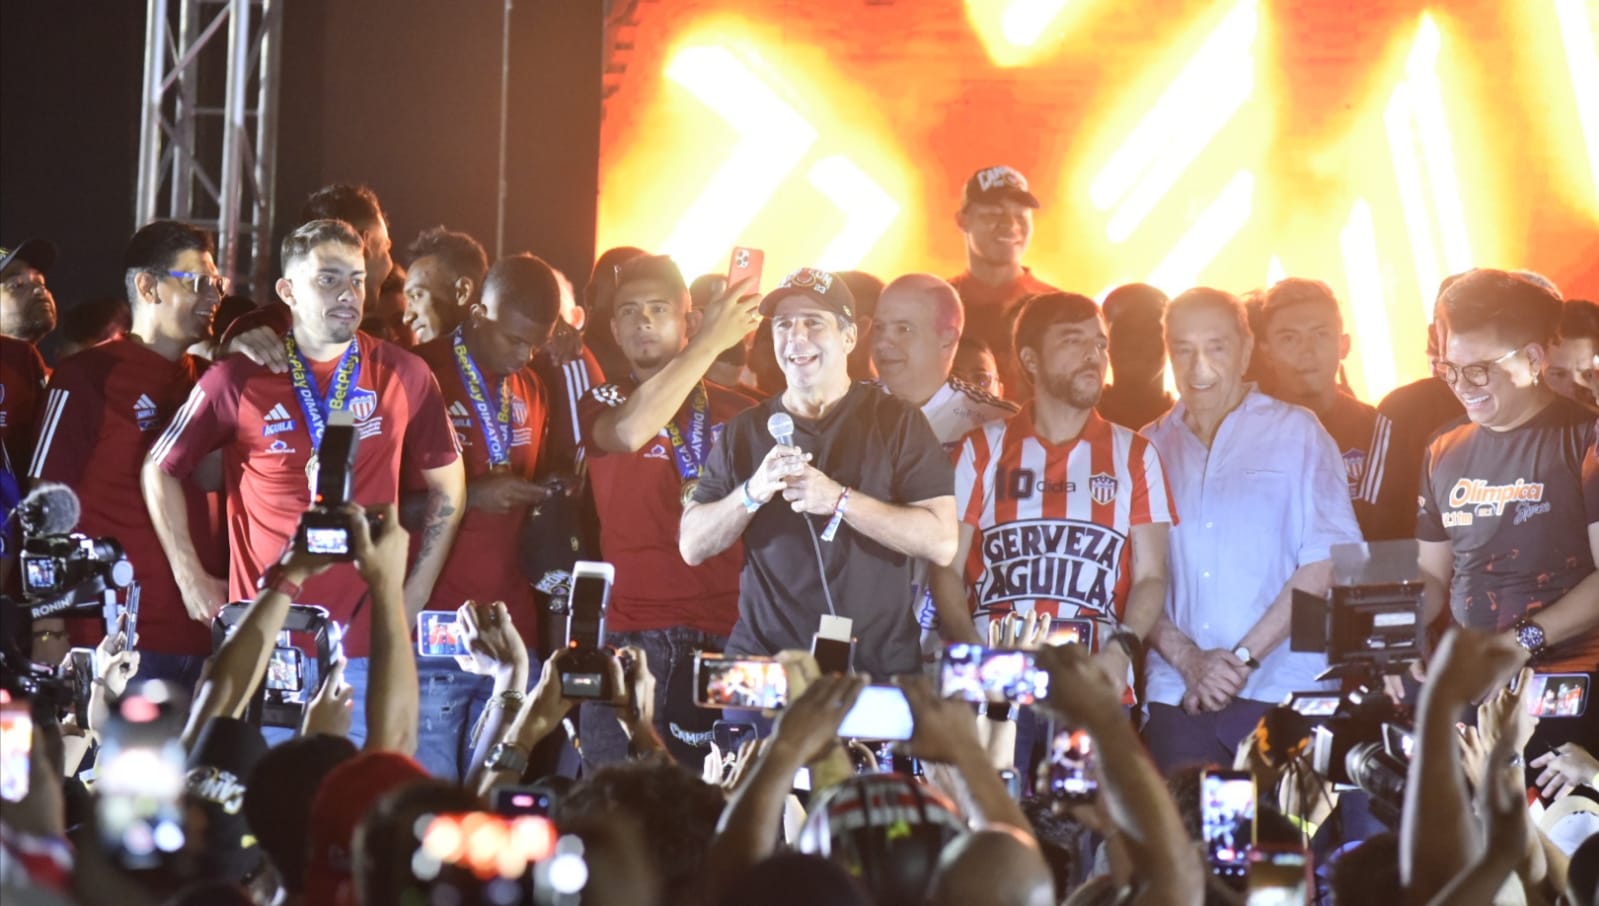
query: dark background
1 1 603 314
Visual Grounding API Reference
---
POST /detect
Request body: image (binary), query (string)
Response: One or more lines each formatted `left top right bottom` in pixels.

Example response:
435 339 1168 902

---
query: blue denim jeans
414 660 499 782
130 652 208 695
579 627 727 771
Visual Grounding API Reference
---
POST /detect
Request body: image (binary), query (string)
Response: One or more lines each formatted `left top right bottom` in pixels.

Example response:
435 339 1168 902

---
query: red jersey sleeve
575 381 629 462
402 365 461 471
149 362 241 479
27 361 105 487
1129 433 1178 527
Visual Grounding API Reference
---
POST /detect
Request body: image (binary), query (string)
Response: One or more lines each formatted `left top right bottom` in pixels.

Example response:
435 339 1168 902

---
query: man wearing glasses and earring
1417 269 1599 756
26 221 234 688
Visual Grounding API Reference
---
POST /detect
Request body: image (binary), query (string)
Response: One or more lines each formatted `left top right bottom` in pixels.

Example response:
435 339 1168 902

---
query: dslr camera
295 414 384 560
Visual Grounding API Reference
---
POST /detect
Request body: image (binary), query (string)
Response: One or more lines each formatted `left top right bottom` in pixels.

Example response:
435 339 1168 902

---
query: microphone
767 412 794 447
15 482 81 537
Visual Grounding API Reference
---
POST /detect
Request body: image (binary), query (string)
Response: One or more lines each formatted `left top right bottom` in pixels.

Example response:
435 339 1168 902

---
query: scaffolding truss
136 0 282 298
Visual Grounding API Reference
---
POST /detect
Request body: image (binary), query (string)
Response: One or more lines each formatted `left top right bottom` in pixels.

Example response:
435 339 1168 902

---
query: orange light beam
1146 169 1255 294
1341 199 1397 400
661 46 817 276
1385 84 1441 321
806 155 900 271
1404 16 1471 273
1554 0 1599 207
1090 0 1258 244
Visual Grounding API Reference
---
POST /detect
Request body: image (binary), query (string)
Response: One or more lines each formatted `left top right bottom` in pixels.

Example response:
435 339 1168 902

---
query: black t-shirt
1357 376 1465 540
693 382 955 676
1418 395 1598 671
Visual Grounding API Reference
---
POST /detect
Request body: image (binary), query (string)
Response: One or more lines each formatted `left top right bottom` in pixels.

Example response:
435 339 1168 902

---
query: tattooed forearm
402 464 466 620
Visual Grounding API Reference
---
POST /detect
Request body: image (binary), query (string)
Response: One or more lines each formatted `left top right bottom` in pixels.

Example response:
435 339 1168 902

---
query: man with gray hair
1139 287 1360 771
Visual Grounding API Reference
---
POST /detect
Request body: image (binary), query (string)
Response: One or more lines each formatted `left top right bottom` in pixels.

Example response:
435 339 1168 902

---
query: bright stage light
1146 169 1255 294
661 46 817 277
807 155 901 272
1267 255 1286 286
1554 0 1599 208
965 0 1073 66
1341 199 1397 401
1002 0 1072 47
1090 0 1257 244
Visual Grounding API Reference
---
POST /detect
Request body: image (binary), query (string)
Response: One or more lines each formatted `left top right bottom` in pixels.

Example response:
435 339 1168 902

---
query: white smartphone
837 685 914 741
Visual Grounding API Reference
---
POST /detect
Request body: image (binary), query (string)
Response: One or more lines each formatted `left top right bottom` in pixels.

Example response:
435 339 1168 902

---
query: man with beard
1139 288 1359 771
681 268 957 680
145 220 464 743
0 238 58 346
948 166 1056 399
27 221 231 686
577 255 758 766
933 292 1175 704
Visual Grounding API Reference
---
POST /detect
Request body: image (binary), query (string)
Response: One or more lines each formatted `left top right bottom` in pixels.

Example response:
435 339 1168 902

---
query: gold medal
681 478 700 507
305 452 319 482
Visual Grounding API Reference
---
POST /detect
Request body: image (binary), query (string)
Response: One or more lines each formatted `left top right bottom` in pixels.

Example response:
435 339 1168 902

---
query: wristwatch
1232 645 1260 669
1512 619 1547 657
484 741 531 775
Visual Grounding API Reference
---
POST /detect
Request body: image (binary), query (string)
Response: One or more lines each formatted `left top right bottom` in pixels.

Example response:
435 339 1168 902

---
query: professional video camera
295 413 384 560
6 482 135 640
1272 686 1414 826
1290 540 1426 683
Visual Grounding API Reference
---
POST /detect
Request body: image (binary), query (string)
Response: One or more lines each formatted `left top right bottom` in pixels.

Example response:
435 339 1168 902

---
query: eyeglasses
164 269 231 296
1433 347 1521 387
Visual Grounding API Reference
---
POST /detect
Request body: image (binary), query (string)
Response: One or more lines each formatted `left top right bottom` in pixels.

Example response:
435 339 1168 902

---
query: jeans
580 627 727 771
414 660 499 782
1142 698 1272 774
130 652 208 695
260 656 369 749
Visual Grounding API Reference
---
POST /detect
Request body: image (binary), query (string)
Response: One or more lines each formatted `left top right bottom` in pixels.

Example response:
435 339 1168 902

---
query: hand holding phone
727 247 765 294
1202 769 1257 883
0 693 31 802
939 643 1050 705
837 685 914 741
417 611 472 658
695 654 787 710
1047 728 1098 802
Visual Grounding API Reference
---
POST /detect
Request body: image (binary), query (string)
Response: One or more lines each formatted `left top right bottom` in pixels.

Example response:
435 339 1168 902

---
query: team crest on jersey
511 397 528 426
1342 448 1367 484
347 388 378 422
1088 472 1118 506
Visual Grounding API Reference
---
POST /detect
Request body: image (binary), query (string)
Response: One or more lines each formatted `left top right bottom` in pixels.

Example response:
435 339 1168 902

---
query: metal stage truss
136 0 282 298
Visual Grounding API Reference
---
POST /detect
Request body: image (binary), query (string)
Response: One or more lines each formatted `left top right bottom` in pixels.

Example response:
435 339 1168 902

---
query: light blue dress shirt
1140 388 1362 707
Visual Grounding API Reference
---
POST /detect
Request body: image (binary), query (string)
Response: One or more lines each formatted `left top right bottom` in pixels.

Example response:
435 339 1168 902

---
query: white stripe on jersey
1356 413 1391 505
29 388 71 479
27 388 70 478
149 385 206 467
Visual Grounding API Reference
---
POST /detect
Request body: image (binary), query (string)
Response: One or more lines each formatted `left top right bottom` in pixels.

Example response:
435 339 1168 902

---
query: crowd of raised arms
0 167 1595 906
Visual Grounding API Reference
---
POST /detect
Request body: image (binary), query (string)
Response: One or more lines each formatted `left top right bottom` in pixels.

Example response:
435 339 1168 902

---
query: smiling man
1543 298 1599 410
27 221 230 685
145 219 465 744
1257 278 1380 535
680 267 958 680
1139 288 1359 772
949 166 1055 400
873 273 1017 447
1419 269 1598 752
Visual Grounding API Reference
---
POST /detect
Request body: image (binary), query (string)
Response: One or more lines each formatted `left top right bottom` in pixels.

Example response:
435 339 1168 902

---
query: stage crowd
0 167 1596 905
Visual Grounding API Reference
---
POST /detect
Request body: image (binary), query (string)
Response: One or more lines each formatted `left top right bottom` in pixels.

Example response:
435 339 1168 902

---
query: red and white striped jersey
953 407 1177 643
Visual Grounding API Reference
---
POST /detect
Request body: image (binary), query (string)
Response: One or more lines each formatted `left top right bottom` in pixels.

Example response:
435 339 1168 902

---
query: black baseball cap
758 267 856 322
961 165 1040 210
0 239 57 276
186 717 270 882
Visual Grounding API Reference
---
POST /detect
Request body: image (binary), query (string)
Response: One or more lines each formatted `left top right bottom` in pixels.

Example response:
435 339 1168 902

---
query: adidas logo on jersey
133 393 160 431
449 400 472 418
263 402 295 437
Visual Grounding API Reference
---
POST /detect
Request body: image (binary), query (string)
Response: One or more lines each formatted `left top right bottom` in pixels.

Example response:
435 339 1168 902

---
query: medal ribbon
451 326 513 468
286 332 362 450
663 382 711 481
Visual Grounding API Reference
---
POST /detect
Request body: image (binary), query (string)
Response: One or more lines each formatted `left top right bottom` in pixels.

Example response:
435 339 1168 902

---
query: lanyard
662 382 711 481
286 332 361 450
451 326 512 469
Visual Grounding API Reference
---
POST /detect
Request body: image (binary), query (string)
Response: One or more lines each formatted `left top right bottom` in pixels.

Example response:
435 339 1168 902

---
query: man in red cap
303 750 430 905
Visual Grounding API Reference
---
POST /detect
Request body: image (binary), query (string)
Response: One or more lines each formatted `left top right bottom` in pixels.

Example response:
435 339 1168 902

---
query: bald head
926 828 1054 906
873 274 965 404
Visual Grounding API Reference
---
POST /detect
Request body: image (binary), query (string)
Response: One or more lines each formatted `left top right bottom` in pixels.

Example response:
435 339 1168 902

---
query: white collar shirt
1139 388 1362 706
